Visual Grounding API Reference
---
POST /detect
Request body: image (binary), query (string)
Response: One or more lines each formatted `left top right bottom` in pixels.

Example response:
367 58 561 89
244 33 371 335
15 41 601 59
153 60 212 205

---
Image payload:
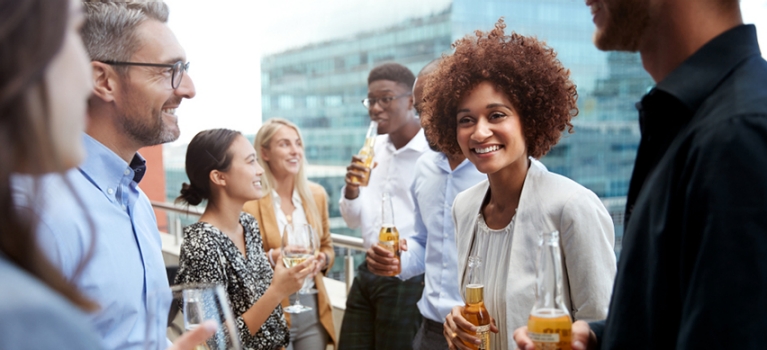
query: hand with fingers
271 255 315 298
344 155 376 199
310 252 328 277
512 320 597 350
366 239 407 276
444 305 499 350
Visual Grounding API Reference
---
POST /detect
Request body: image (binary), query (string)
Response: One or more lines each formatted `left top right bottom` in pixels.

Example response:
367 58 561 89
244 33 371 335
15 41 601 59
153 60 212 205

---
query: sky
163 0 767 145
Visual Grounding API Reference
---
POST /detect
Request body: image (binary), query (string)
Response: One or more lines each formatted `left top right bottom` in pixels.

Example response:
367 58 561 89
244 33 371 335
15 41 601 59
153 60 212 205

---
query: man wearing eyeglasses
16 1 197 349
338 62 428 349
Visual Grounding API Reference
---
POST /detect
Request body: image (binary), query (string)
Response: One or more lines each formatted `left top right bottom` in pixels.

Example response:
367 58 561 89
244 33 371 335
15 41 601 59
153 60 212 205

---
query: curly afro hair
421 18 578 158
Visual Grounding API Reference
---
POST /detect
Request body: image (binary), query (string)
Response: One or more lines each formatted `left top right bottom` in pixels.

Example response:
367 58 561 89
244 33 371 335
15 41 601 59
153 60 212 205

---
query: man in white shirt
338 63 428 349
365 60 486 349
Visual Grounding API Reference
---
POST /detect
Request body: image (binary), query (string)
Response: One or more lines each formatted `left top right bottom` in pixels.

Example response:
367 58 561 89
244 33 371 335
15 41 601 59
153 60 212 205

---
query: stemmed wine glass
146 283 242 350
281 223 318 313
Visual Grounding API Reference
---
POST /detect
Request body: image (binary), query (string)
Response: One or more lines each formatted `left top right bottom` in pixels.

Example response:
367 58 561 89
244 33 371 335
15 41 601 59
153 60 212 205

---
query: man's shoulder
413 150 442 174
701 56 767 120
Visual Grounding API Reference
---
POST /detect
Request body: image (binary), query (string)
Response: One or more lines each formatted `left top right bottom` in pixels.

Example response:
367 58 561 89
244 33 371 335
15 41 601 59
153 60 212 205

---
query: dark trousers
412 318 449 350
338 262 424 350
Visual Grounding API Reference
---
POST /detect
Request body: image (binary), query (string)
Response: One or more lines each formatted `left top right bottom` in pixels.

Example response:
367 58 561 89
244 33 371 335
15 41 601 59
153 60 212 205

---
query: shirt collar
271 188 302 207
656 24 761 112
384 128 429 153
434 151 474 173
79 134 146 195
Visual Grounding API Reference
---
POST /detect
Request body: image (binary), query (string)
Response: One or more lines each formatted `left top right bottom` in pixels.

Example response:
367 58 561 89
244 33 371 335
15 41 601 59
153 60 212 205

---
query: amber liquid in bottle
528 231 572 350
462 284 491 350
461 256 491 350
378 192 400 276
351 121 377 186
378 225 400 276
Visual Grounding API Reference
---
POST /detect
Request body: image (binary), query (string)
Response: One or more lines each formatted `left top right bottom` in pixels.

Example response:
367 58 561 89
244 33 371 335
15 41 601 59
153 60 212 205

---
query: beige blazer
243 182 336 347
453 158 616 344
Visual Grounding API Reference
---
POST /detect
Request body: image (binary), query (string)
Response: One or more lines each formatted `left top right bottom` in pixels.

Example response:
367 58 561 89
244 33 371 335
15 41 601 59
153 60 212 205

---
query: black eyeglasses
99 60 190 89
362 92 412 110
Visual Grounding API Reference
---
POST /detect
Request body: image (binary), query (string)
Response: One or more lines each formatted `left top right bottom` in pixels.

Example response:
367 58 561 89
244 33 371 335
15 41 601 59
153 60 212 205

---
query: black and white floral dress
175 212 289 350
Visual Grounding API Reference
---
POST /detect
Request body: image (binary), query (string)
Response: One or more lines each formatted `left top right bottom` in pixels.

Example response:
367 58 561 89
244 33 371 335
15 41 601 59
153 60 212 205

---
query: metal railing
151 201 364 294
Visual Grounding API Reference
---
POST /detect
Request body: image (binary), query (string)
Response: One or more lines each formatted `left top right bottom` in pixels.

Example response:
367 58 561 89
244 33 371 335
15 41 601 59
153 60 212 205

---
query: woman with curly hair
421 20 617 350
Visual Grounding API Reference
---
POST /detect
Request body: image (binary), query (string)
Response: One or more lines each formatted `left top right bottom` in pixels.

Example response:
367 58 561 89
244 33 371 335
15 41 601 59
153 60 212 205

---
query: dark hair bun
177 182 203 206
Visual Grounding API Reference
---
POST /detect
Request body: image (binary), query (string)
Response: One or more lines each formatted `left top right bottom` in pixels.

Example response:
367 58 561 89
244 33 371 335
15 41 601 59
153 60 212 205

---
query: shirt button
122 204 127 211
107 188 114 195
443 263 447 268
124 169 131 176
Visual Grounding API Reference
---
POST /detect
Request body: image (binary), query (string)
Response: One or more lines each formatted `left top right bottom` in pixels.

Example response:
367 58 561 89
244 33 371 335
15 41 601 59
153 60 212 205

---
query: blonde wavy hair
255 118 322 235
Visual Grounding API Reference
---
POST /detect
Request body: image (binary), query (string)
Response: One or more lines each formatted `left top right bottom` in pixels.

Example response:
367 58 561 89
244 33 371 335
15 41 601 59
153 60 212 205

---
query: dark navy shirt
595 25 767 349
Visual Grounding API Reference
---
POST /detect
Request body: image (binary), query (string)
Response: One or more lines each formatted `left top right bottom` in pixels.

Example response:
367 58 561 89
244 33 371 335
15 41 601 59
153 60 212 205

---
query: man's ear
209 169 226 187
91 61 117 103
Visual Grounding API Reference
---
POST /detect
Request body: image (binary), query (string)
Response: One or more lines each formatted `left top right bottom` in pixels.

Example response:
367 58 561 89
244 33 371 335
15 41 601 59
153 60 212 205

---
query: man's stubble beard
594 0 651 52
118 86 180 147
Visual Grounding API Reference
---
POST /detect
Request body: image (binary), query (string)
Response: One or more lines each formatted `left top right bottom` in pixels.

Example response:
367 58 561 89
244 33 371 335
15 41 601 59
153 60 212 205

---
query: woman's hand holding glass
280 223 319 313
270 249 314 298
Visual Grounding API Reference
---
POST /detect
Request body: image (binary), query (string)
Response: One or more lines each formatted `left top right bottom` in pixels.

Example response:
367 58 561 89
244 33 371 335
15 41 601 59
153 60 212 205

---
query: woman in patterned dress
175 129 316 350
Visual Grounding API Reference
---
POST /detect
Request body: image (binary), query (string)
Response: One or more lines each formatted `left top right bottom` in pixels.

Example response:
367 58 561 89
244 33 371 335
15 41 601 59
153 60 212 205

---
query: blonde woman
243 118 336 349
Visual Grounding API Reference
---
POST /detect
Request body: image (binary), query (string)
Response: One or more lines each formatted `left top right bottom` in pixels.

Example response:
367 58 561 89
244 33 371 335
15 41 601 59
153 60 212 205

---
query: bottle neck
465 284 484 304
534 232 568 314
381 193 395 226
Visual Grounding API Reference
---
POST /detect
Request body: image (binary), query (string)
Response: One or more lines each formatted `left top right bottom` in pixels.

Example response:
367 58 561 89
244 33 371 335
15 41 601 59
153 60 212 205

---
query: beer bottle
461 256 491 350
351 120 377 186
377 192 400 276
527 231 572 350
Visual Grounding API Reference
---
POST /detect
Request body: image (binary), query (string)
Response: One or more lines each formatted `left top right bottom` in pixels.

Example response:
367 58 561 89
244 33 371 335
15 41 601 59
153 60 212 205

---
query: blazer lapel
258 195 282 251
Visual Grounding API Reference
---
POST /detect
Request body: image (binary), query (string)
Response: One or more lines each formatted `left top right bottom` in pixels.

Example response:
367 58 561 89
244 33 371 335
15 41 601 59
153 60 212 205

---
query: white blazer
453 158 616 342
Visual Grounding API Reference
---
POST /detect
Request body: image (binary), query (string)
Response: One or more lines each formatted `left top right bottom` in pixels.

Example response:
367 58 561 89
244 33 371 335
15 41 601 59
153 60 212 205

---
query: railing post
345 248 355 295
174 216 182 245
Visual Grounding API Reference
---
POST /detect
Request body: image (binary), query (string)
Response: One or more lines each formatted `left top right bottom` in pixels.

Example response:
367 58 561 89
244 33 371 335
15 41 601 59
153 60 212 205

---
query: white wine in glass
281 223 318 313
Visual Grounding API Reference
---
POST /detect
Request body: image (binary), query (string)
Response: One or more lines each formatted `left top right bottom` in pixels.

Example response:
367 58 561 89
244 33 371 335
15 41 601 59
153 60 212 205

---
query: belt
424 318 444 333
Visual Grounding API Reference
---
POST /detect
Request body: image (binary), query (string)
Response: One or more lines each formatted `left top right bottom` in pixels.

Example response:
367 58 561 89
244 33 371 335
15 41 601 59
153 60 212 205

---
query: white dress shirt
398 151 485 323
271 189 308 238
339 129 429 249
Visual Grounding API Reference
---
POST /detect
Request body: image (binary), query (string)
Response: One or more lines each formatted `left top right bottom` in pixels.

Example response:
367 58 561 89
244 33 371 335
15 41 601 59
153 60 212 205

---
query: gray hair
81 1 169 71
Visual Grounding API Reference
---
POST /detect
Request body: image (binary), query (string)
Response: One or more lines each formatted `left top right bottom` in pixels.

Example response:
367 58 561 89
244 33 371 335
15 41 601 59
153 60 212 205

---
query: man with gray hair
25 1 196 348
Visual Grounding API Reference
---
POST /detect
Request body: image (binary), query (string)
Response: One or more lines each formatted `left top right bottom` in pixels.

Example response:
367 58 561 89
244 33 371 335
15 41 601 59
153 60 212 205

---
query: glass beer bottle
461 256 491 350
527 231 572 350
377 192 400 276
351 120 378 186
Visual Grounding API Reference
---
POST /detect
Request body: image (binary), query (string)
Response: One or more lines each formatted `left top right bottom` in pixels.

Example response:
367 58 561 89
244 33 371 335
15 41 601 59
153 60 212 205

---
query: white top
453 158 617 347
271 189 314 288
271 189 308 238
398 151 486 322
339 129 429 249
472 214 515 350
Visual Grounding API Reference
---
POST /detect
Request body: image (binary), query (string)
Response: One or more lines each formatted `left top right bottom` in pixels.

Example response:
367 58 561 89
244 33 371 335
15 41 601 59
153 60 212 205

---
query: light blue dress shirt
398 151 485 323
18 134 170 350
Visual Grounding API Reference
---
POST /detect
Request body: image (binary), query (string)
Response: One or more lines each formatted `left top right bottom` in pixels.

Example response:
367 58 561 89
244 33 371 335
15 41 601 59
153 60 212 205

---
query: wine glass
302 226 322 295
281 223 318 313
146 283 242 350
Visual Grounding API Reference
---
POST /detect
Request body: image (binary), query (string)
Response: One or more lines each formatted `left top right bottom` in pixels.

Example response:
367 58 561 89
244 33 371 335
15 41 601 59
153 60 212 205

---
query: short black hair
368 62 416 89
